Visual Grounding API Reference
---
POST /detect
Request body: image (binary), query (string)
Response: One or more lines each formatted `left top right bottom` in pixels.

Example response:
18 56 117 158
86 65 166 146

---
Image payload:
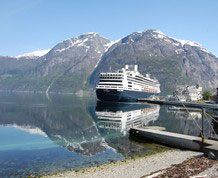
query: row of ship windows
127 79 158 87
128 77 157 85
99 78 157 87
100 77 123 79
99 76 157 84
135 75 156 83
98 83 123 86
99 81 158 88
100 74 123 77
128 76 159 85
99 80 122 82
99 83 157 90
98 85 146 91
100 75 158 83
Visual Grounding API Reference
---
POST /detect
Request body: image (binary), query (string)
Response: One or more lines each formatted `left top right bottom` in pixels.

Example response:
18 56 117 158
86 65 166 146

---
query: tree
202 91 212 100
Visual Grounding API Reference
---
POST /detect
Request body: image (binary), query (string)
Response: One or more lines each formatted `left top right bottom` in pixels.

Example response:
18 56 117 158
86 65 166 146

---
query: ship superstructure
96 65 160 102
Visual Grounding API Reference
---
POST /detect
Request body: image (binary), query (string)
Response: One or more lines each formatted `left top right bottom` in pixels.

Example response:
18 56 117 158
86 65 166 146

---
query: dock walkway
138 99 218 110
130 127 218 158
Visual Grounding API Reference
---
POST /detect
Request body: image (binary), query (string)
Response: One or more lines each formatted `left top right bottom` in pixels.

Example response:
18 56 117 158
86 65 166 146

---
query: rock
208 151 216 160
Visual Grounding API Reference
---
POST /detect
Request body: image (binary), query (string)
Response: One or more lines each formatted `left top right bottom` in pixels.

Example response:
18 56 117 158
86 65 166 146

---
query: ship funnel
134 65 138 72
125 65 129 70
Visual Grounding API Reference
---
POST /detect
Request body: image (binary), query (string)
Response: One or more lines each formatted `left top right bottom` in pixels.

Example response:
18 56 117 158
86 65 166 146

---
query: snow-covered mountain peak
16 49 50 58
54 33 110 54
83 32 98 36
148 29 167 39
78 32 99 40
54 36 92 53
144 29 210 54
150 29 166 35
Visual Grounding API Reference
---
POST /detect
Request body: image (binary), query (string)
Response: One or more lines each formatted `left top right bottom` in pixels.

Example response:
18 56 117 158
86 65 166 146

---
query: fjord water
0 93 213 177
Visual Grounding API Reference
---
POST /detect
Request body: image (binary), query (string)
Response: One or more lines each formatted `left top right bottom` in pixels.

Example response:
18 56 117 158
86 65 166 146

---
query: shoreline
43 149 202 178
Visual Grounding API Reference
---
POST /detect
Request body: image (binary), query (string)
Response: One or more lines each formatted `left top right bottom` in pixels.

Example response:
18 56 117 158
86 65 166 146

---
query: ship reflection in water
0 93 164 177
2 93 216 177
95 101 160 136
48 102 160 156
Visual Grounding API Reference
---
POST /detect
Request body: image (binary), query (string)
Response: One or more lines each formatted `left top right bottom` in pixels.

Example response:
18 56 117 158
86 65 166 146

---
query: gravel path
45 150 202 178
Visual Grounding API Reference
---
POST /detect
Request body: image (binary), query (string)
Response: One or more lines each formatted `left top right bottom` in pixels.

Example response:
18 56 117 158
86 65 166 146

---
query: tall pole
201 108 205 143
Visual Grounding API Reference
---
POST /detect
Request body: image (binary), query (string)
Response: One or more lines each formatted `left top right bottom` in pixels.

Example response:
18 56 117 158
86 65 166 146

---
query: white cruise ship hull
96 89 158 102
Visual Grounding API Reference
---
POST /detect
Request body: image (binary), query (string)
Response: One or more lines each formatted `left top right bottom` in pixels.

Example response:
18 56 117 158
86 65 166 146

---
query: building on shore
167 85 202 102
185 85 203 101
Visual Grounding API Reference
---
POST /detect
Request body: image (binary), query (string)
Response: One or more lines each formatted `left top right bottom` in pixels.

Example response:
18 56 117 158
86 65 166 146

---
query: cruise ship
96 65 160 102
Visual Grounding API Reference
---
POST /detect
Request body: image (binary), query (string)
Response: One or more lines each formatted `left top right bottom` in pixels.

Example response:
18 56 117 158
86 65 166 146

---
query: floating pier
130 127 218 158
168 106 202 112
138 99 218 110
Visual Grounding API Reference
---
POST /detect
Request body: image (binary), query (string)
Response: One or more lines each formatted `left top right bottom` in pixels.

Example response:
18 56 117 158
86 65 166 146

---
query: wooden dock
130 127 218 158
138 99 218 110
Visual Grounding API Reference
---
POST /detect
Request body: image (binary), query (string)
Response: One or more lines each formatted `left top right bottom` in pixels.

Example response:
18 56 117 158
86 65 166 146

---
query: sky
0 0 218 57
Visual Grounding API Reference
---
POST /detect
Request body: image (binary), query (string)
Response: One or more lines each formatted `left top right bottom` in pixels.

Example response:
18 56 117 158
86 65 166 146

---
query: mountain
90 30 218 94
0 50 50 82
0 30 217 94
0 33 110 93
0 94 107 156
0 56 43 87
36 32 111 93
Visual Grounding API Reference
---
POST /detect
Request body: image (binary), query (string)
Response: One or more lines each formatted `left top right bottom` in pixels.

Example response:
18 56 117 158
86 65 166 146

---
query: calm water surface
0 93 214 177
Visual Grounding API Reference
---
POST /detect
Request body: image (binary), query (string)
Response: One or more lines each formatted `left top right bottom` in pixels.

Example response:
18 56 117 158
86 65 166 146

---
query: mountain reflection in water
148 106 213 138
0 93 164 177
0 93 215 177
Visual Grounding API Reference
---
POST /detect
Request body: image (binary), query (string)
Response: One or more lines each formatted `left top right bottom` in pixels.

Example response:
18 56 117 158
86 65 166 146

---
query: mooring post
201 108 205 143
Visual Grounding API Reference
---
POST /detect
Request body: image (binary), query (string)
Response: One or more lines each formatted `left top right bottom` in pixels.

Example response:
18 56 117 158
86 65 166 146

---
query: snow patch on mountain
93 39 121 70
16 49 50 58
55 34 97 53
151 30 167 39
77 38 90 47
175 49 184 54
149 30 178 45
84 32 98 36
104 39 121 50
55 38 89 53
150 30 210 54
174 39 210 53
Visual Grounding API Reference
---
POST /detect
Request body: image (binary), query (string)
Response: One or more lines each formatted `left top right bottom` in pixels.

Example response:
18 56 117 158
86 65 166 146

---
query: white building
173 85 202 102
185 85 202 101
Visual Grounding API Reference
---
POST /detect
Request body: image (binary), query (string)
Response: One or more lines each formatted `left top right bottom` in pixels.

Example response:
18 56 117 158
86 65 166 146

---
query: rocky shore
43 149 216 178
